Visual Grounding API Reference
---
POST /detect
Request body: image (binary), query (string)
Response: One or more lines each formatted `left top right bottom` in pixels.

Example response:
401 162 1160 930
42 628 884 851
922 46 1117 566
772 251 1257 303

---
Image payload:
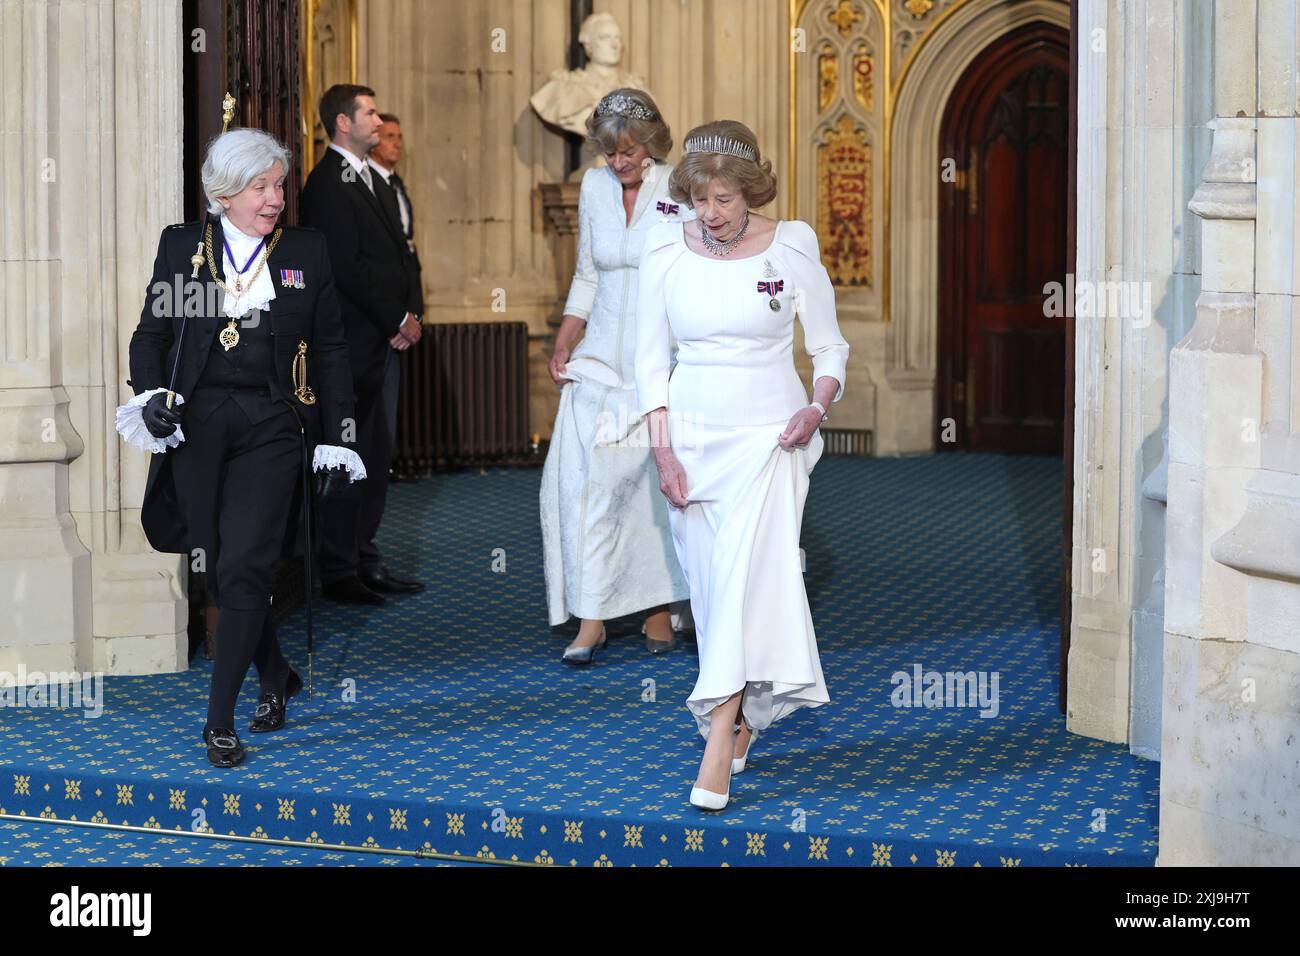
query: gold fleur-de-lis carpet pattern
0 821 459 866
0 454 1158 867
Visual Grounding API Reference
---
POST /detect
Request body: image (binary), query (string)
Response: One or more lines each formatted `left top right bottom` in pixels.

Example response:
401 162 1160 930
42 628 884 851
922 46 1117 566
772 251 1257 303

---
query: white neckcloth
218 213 277 319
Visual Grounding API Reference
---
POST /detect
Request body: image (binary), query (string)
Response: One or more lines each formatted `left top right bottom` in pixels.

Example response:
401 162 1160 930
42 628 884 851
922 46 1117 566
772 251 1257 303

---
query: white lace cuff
312 444 367 482
115 388 186 454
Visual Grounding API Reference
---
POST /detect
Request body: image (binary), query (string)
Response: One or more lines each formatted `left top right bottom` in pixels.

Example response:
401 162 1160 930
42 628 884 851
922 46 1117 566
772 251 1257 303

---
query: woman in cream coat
540 88 693 663
635 120 850 810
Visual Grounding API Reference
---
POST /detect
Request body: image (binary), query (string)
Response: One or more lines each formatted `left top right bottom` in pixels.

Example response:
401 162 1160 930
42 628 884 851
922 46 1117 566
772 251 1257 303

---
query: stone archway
885 0 1070 455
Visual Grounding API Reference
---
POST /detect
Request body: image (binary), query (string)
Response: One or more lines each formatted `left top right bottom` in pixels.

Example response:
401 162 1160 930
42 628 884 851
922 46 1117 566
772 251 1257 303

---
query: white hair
200 128 292 216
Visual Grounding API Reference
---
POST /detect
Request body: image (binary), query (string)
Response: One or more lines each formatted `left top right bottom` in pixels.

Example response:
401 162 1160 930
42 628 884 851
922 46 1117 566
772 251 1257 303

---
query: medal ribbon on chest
757 277 784 311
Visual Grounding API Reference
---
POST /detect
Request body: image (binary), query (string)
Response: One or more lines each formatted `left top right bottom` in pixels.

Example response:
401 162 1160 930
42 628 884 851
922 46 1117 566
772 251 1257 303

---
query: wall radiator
393 321 531 473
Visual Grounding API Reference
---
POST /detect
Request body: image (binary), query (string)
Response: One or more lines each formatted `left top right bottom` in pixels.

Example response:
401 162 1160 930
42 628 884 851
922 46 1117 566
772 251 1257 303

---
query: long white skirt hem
541 374 690 629
669 419 830 740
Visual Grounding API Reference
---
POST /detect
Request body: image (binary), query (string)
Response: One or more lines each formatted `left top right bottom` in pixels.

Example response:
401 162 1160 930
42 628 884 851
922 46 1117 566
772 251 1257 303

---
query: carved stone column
1069 0 1211 750
0 0 187 678
1159 0 1300 865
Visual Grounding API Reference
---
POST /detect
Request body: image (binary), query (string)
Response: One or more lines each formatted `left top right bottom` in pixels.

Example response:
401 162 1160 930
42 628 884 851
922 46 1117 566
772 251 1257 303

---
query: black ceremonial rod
166 92 236 410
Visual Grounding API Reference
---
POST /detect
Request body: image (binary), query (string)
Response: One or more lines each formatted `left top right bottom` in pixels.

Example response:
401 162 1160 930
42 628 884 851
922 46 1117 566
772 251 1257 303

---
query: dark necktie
390 172 413 240
373 172 403 238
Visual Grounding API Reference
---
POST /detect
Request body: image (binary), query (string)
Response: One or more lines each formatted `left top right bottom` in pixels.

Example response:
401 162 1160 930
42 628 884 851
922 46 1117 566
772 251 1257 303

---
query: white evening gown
634 218 850 738
541 161 694 627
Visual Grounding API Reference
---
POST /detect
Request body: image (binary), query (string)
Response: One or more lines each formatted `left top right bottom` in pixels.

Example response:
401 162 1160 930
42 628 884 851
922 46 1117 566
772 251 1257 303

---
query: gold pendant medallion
219 319 240 351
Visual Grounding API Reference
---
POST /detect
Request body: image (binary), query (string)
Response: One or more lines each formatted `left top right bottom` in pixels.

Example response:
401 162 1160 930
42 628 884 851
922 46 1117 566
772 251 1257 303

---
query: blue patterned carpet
0 454 1159 866
0 819 456 867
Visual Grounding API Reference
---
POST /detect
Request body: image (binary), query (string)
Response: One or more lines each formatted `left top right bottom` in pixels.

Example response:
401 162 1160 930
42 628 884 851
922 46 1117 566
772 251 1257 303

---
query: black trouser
171 396 300 730
382 347 400 451
318 387 390 584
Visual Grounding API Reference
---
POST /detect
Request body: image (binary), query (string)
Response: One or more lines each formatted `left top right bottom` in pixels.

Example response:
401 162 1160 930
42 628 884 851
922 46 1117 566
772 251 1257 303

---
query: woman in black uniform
121 127 363 767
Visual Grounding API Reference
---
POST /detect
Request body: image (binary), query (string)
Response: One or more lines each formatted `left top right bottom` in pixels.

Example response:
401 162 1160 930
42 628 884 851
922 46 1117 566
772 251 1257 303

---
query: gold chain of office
205 223 283 351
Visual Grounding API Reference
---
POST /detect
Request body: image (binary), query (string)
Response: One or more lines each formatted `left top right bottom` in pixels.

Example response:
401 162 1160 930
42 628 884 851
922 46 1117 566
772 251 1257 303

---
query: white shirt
368 158 412 242
634 219 849 426
218 213 276 319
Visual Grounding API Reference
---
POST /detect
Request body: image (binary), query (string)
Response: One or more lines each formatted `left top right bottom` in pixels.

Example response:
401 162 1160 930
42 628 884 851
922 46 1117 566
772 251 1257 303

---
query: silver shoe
645 632 676 654
562 627 607 665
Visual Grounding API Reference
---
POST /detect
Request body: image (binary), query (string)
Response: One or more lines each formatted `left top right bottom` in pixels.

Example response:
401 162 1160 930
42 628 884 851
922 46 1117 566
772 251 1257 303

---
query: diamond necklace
699 211 751 256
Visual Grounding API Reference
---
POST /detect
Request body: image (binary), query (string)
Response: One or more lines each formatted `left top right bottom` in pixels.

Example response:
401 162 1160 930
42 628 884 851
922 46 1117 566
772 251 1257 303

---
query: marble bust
530 12 649 139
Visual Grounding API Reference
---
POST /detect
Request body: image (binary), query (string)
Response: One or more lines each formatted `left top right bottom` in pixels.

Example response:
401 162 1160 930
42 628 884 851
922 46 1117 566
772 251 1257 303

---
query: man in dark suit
300 84 425 604
367 112 423 454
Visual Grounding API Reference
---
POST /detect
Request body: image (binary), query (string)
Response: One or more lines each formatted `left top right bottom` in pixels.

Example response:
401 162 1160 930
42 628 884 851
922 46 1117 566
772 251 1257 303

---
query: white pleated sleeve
780 220 849 403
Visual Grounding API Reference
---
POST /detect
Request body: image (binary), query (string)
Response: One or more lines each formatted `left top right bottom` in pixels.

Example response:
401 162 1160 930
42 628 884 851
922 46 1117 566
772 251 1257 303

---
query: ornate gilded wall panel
301 0 359 172
819 50 841 111
852 44 874 112
793 0 883 295
817 114 872 285
790 0 989 320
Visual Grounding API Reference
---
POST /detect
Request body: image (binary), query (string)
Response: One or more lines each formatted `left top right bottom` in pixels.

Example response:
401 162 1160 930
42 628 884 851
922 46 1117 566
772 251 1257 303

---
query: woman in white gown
634 121 849 810
540 88 693 662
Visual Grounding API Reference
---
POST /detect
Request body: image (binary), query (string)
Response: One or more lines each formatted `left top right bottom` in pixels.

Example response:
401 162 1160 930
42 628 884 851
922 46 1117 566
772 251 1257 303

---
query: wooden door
937 24 1070 454
184 0 304 223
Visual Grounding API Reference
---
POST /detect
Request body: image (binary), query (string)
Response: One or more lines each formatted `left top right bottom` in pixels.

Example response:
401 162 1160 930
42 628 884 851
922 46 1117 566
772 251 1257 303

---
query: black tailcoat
127 220 355 554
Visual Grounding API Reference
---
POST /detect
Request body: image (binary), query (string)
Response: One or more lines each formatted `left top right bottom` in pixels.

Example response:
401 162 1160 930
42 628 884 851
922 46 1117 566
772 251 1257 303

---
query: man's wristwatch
809 401 829 423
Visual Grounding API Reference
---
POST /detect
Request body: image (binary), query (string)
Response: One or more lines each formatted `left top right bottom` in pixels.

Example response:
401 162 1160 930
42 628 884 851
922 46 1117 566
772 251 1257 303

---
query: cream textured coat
540 162 694 627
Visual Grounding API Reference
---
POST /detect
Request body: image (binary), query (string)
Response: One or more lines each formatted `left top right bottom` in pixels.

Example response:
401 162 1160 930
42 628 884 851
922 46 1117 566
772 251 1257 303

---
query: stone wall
357 0 804 443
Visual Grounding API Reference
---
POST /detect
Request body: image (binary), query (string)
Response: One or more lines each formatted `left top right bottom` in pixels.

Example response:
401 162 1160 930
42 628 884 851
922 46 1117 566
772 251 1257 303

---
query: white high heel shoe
689 769 732 811
731 723 759 774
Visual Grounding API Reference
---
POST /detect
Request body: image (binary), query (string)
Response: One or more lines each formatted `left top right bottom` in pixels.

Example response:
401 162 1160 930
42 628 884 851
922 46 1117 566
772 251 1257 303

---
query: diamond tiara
683 134 758 163
595 93 657 121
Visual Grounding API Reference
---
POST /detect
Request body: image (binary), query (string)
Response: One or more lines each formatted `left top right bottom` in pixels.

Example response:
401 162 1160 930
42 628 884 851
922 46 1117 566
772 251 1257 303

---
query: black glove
314 465 350 500
142 392 184 439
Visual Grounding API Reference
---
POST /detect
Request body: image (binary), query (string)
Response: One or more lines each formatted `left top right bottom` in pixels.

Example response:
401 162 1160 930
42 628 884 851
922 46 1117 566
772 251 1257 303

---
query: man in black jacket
300 84 425 603
368 112 424 452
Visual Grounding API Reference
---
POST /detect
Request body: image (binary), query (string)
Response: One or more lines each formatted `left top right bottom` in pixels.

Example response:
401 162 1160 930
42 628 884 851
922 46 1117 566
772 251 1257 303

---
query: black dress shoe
321 576 385 605
248 669 303 733
203 727 245 767
359 567 425 594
